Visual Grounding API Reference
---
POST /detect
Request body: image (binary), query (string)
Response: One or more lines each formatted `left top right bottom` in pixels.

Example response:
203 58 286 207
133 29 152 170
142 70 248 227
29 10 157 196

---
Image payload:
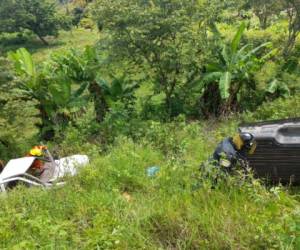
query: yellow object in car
29 148 43 157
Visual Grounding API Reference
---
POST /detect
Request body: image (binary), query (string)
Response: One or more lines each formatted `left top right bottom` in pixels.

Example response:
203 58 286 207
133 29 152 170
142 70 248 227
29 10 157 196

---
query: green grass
0 119 299 249
0 28 99 62
1 21 300 249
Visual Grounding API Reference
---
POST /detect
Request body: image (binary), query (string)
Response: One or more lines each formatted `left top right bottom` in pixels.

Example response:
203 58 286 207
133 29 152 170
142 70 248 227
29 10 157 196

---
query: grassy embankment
0 96 300 249
1 26 300 249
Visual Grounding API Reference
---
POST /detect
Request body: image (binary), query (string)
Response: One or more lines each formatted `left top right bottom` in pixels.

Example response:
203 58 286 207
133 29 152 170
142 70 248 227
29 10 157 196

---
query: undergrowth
1 117 300 249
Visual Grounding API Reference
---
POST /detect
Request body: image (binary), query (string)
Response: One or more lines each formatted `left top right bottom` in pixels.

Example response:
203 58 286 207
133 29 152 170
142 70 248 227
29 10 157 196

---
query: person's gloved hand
219 153 236 169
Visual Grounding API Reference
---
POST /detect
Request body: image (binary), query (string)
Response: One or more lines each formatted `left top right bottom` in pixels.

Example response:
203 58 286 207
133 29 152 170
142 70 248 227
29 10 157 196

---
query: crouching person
212 132 256 172
199 132 256 186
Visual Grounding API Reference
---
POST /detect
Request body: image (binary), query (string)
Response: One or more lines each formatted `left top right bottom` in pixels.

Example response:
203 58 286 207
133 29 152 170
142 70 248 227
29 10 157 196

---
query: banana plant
51 46 139 122
265 79 290 99
97 76 139 103
8 48 75 139
202 22 275 112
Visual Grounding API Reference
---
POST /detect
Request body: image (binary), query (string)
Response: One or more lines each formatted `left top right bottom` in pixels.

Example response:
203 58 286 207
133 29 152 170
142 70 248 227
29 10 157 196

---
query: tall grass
0 28 98 62
1 120 299 249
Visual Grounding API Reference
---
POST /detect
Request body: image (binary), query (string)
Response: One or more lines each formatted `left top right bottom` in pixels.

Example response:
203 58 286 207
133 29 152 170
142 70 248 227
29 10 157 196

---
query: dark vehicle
239 118 300 184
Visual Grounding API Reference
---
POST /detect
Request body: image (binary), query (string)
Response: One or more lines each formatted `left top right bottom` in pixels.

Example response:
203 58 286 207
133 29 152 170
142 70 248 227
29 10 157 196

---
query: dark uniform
213 138 247 171
210 132 256 171
197 133 256 188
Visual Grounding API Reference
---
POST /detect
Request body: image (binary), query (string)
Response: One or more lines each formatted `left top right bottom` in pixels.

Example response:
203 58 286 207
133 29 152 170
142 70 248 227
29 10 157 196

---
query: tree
0 0 65 45
283 0 300 57
72 7 84 27
91 0 210 118
247 0 284 29
8 48 78 140
245 0 299 56
200 23 273 115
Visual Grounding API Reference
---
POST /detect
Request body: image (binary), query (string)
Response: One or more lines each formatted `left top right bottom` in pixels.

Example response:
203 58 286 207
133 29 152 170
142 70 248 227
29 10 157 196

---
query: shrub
242 94 300 122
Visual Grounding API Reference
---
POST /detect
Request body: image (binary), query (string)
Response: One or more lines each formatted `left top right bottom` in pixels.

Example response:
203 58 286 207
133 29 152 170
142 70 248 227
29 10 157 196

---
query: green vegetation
0 0 300 249
201 22 274 115
0 0 69 45
1 117 300 249
0 28 98 61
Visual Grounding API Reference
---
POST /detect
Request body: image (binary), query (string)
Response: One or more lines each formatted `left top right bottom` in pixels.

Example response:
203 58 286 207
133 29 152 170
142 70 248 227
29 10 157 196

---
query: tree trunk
283 2 300 57
37 104 55 141
257 12 268 29
164 74 178 119
260 15 268 29
165 92 172 120
198 83 222 118
283 31 298 58
254 6 268 30
88 81 108 123
220 82 242 115
37 34 49 46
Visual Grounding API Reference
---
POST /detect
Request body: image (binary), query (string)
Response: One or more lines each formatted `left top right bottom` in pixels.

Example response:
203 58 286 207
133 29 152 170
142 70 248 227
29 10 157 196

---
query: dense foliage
0 0 300 248
93 0 211 118
0 0 69 45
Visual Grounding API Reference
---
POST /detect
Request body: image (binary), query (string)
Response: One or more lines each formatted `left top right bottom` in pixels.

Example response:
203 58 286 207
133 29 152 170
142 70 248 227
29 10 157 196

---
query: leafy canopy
92 0 211 117
0 0 67 45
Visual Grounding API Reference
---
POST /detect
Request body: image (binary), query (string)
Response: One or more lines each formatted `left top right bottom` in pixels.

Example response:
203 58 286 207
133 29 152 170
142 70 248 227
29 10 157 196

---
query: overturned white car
0 151 89 192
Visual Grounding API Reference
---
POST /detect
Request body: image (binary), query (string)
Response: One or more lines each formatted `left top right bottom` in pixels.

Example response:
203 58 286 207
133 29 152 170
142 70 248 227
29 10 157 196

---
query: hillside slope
1 96 300 249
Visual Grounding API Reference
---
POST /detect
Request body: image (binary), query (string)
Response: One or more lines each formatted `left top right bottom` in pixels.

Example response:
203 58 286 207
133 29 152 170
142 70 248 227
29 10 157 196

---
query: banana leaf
219 71 231 99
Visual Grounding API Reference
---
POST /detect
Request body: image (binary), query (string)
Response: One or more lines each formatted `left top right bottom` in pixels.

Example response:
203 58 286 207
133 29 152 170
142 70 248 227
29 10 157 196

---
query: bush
80 18 95 30
0 31 34 46
245 24 285 48
242 94 300 122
